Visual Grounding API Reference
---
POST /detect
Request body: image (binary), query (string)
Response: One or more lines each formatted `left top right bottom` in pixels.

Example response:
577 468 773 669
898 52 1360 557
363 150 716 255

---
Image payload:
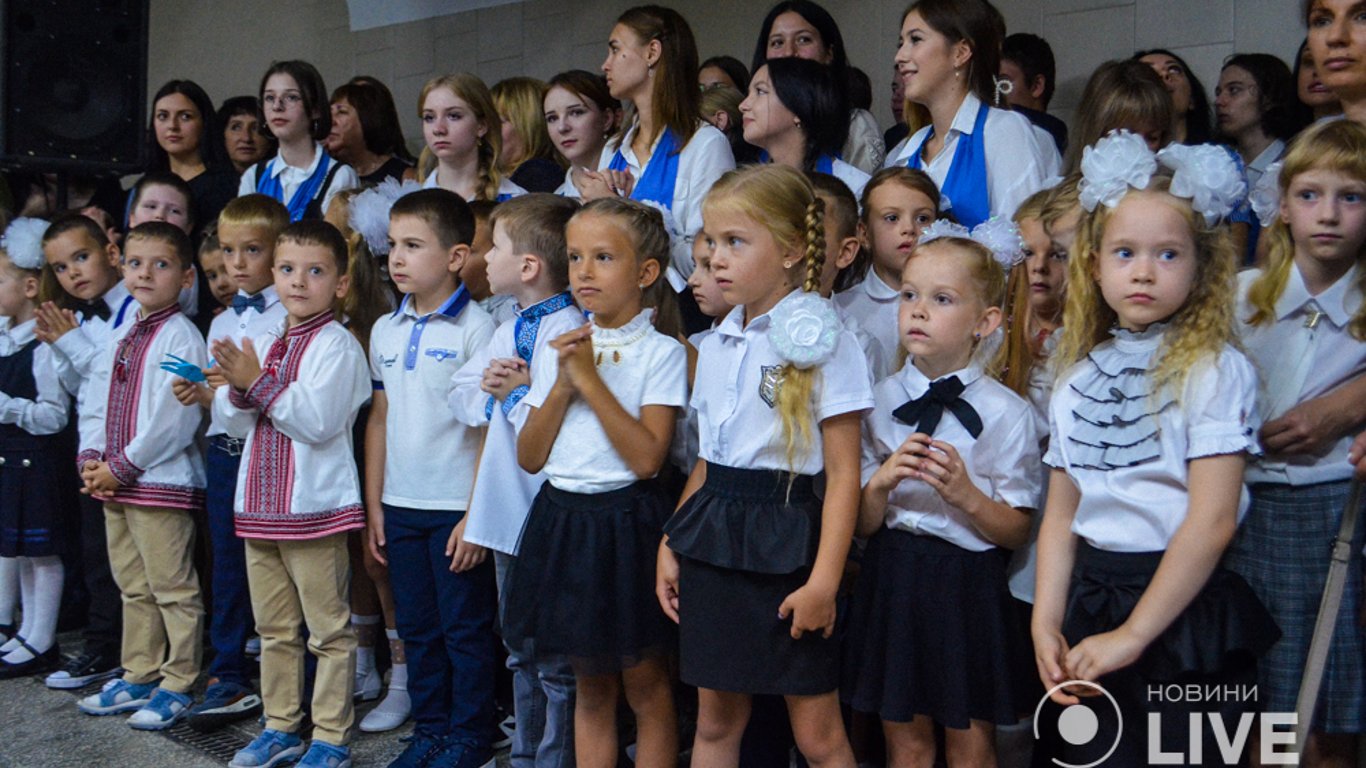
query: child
843 218 1039 767
33 214 132 690
836 167 941 372
127 173 194 235
1034 131 1277 767
199 229 237 310
213 220 369 768
73 221 206 729
811 171 889 382
450 193 584 768
463 199 516 324
417 73 527 203
171 194 290 731
238 60 359 222
363 187 499 765
659 165 870 766
502 197 687 768
0 219 73 678
1228 119 1366 765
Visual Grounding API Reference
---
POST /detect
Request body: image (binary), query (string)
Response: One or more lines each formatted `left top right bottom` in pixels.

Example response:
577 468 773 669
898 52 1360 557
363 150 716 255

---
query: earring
783 261 794 269
974 332 981 339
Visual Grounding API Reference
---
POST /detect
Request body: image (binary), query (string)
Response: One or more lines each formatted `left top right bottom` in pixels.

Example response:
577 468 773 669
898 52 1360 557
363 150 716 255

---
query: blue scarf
906 101 991 228
609 127 682 210
257 150 334 223
485 291 577 418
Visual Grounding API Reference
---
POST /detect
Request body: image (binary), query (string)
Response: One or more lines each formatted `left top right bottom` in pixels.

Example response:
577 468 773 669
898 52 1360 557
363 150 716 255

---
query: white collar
237 285 280 307
1249 139 1286 174
267 142 326 178
1275 262 1362 327
716 288 807 338
1 317 37 346
862 271 901 302
899 361 983 395
102 281 133 312
948 93 986 138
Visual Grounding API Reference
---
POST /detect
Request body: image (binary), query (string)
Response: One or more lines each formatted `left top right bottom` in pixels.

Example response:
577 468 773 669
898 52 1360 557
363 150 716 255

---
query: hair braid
802 196 826 294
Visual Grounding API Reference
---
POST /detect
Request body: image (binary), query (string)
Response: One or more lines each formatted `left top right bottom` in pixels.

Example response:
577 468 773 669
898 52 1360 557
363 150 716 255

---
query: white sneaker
358 687 410 732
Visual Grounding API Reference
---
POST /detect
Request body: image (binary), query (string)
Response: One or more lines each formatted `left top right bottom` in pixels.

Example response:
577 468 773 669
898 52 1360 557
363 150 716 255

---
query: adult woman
492 77 564 193
1135 48 1214 143
218 96 275 175
741 57 869 198
588 4 734 307
1295 39 1342 122
751 0 885 173
543 70 620 198
1307 0 1366 124
884 0 1058 228
699 55 750 92
1215 54 1303 188
324 80 415 186
147 80 238 235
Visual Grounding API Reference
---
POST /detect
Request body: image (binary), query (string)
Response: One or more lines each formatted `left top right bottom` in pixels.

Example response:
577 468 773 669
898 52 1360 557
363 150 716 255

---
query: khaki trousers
103 502 204 692
244 534 355 745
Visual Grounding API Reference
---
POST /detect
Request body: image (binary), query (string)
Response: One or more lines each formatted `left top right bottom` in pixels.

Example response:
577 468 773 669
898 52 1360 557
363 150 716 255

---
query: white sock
353 613 380 675
387 661 408 692
3 557 61 663
0 557 17 628
0 560 34 654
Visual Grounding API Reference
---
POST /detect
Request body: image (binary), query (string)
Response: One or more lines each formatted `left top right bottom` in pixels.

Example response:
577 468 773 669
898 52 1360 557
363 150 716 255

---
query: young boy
34 214 134 690
198 231 237 312
365 188 498 768
172 194 290 731
463 199 514 325
73 221 207 730
809 171 887 382
213 220 369 768
449 193 583 768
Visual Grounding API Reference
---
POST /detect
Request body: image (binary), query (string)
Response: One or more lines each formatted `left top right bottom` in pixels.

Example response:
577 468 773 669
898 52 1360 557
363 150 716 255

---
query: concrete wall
148 0 1305 148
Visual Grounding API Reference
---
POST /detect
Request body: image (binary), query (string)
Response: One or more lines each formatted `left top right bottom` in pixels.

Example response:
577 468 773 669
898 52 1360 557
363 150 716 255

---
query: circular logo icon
1033 680 1124 768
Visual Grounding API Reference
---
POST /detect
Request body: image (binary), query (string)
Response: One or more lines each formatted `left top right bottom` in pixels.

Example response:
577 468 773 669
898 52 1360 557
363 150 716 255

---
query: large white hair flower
769 292 841 369
1078 130 1158 212
917 217 1024 269
1157 143 1248 226
348 178 422 256
1248 161 1283 229
0 218 50 271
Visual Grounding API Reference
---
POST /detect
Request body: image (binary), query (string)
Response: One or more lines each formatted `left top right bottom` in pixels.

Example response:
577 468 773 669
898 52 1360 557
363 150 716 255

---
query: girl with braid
660 164 870 768
416 74 526 203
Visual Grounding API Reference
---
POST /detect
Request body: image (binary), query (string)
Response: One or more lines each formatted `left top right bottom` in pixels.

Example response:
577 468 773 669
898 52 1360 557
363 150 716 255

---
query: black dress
0 338 69 558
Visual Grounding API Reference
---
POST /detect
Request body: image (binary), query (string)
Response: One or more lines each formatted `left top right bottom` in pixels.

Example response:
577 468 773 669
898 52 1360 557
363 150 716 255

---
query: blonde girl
491 76 564 193
1034 131 1277 767
1228 119 1366 767
660 164 870 768
503 198 686 768
417 73 527 202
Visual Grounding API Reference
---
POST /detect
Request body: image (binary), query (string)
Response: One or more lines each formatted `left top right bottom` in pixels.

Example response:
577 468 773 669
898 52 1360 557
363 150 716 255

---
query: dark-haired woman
324 80 415 186
148 80 239 238
218 96 276 175
1135 48 1215 144
1216 54 1304 189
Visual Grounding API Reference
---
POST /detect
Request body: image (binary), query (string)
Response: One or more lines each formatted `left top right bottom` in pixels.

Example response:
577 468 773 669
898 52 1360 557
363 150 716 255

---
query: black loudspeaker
0 0 149 175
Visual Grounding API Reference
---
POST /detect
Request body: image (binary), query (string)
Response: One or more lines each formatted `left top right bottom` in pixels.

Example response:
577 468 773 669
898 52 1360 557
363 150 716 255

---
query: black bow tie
77 298 111 322
891 375 983 438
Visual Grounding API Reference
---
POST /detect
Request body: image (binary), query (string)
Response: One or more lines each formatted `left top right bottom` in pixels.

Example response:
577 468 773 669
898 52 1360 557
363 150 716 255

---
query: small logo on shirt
425 348 460 363
759 365 785 408
378 354 398 368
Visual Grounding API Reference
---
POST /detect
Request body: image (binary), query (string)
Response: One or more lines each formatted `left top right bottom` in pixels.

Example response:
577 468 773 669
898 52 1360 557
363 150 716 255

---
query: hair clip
348 178 424 256
0 218 50 270
992 75 1014 106
1156 143 1248 227
1078 130 1158 213
159 354 206 383
917 217 1025 269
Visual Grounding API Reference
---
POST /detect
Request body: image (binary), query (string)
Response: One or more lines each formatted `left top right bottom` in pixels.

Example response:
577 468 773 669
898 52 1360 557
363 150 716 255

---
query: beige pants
103 502 204 692
244 534 355 745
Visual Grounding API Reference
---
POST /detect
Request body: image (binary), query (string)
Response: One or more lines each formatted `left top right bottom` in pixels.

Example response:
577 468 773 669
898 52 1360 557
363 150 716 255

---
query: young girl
238 60 359 222
502 197 686 768
492 76 564 194
417 73 527 203
543 70 620 199
1228 119 1366 767
659 164 870 767
0 219 72 678
836 167 940 372
843 218 1039 768
1064 60 1173 174
1033 131 1277 767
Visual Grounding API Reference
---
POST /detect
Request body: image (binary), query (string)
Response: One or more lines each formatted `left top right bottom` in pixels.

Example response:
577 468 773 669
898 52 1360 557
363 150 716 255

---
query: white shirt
830 157 871 201
420 172 528 202
479 294 516 326
214 315 370 539
525 309 688 494
884 93 1061 221
1045 328 1260 552
1237 265 1365 485
49 282 137 399
835 271 900 375
1007 328 1059 603
602 122 736 290
863 363 1040 551
369 291 495 510
1245 139 1286 192
450 299 586 553
78 307 206 508
693 292 874 475
237 142 359 217
0 318 69 435
205 287 287 437
669 326 713 475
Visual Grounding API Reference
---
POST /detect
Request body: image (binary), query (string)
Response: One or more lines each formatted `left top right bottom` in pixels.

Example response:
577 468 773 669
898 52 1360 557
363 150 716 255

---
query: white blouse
835 270 900 374
236 142 359 217
0 318 69 436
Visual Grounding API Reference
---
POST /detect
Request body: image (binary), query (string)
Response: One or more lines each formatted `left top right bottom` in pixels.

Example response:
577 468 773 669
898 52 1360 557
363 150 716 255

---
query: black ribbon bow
232 293 267 315
76 298 111 322
891 375 983 438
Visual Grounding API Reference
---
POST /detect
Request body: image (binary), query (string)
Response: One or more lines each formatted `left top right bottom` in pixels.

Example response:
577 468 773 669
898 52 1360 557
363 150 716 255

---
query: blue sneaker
127 687 192 730
188 679 263 731
229 729 305 768
297 740 351 768
77 678 156 715
426 738 494 768
385 730 444 768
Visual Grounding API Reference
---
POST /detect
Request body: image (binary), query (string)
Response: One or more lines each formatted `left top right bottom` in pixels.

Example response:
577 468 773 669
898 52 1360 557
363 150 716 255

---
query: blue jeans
205 437 252 686
495 552 575 768
385 505 497 743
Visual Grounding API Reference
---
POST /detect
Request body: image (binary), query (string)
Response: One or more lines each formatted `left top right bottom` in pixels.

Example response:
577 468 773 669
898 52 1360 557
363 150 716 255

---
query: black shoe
44 650 121 689
0 641 61 680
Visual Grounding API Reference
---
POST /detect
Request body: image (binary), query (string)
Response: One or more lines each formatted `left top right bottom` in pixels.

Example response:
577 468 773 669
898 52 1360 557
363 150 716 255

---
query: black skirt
842 528 1028 727
0 445 68 558
667 464 837 696
500 479 674 675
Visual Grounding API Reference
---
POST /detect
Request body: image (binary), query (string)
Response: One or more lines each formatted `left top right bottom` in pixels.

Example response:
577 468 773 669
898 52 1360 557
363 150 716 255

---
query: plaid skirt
1225 480 1365 732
